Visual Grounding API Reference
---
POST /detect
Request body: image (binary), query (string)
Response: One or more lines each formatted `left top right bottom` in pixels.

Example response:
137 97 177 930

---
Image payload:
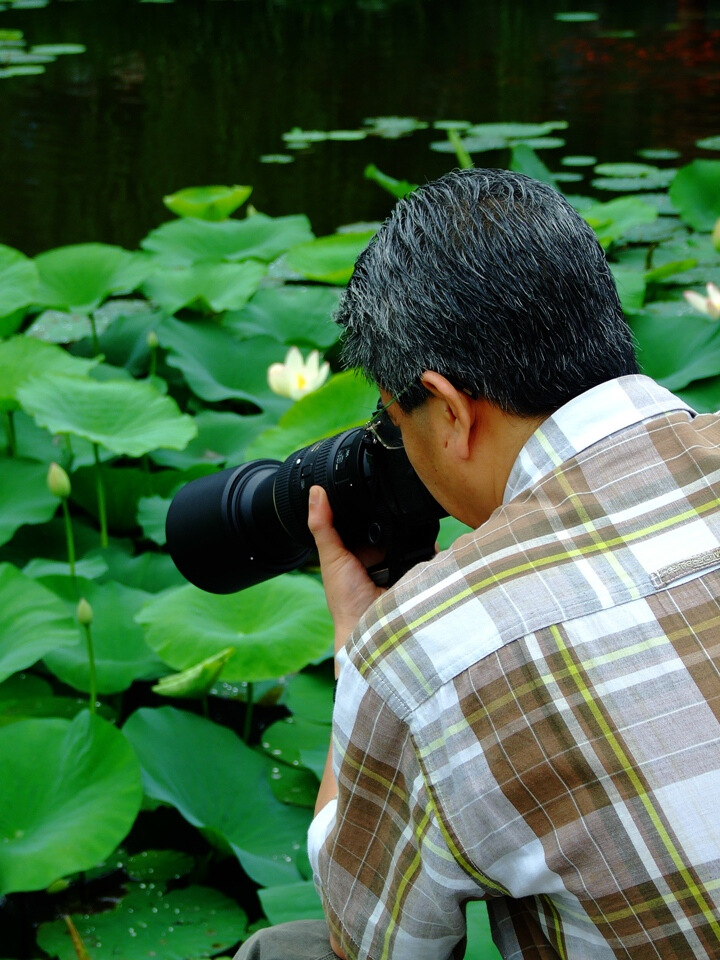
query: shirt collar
504 375 696 504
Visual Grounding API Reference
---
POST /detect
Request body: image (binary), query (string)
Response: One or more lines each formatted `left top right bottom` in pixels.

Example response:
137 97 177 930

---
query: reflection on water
0 0 719 254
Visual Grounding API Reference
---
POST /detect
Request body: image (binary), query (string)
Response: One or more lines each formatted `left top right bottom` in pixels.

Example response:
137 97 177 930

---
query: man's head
336 168 639 417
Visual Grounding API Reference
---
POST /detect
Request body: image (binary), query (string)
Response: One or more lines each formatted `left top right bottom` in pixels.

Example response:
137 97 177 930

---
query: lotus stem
77 599 97 717
3 411 16 457
63 913 92 960
243 682 254 743
88 312 100 356
61 498 77 584
92 443 108 548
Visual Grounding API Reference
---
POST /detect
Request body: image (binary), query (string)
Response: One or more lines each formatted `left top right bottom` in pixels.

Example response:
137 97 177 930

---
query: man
236 168 720 958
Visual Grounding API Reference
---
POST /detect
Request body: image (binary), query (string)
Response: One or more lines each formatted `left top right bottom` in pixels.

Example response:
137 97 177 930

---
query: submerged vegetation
1 125 720 959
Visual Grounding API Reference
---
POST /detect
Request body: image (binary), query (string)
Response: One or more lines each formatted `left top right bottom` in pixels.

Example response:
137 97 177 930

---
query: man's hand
307 485 385 656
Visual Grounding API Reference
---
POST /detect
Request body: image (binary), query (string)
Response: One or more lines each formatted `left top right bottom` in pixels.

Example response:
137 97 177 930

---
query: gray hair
335 167 638 415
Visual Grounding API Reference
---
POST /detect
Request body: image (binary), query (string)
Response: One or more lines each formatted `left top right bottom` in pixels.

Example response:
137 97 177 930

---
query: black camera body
165 426 446 594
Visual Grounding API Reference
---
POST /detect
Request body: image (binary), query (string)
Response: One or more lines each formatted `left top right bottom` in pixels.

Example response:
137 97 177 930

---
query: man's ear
419 370 476 460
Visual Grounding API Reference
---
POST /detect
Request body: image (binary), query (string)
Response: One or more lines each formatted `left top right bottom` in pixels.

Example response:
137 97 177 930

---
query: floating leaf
17 373 197 457
142 259 266 313
581 196 657 248
0 563 78 683
246 369 377 461
163 184 252 220
30 43 86 55
123 706 312 885
696 136 720 151
554 11 599 21
0 336 98 413
136 575 333 682
223 284 341 349
0 457 58 546
430 134 506 154
465 120 568 139
363 116 428 138
637 147 681 160
282 126 328 143
157 317 291 413
262 716 330 775
594 162 661 178
508 136 565 150
259 881 324 925
34 243 152 313
0 64 45 78
285 230 375 284
0 711 142 894
327 129 367 141
670 159 720 231
141 212 313 265
125 848 194 882
561 155 597 166
42 576 165 694
259 153 294 164
37 883 246 960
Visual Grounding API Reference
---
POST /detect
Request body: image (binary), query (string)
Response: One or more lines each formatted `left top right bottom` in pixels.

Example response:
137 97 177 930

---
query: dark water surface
1 0 720 255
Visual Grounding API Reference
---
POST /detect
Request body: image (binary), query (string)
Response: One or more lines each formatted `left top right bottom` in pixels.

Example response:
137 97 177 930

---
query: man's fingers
308 486 345 561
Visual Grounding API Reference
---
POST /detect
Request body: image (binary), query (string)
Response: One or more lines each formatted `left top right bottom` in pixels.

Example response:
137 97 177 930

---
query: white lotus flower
267 347 330 400
684 282 720 320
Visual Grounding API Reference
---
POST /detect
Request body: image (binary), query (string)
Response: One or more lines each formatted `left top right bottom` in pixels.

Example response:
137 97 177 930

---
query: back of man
319 373 720 958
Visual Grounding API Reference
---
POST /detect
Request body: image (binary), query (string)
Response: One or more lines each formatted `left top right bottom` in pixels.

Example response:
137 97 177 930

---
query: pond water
1 0 720 255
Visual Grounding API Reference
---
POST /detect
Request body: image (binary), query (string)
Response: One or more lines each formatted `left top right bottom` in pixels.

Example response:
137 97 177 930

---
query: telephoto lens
166 421 446 594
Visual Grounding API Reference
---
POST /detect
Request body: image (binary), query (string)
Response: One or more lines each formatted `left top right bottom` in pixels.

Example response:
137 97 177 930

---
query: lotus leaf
284 670 334 725
696 136 720 151
269 760 320 807
285 230 376 284
30 43 86 55
581 196 657 248
430 135 506 154
262 716 331 777
34 243 152 313
594 162 662 178
509 144 557 188
609 265 646 314
37 883 246 960
0 246 38 320
259 881 324 925
137 494 170 544
142 259 267 314
158 317 292 414
223 284 341 348
245 370 377 461
362 116 428 138
0 457 58 546
151 409 273 469
465 121 568 139
554 11 599 20
676 377 720 413
669 159 720 231
136 575 333 682
141 213 313 265
126 848 194 882
465 901 503 960
41 577 165 694
17 373 197 457
561 155 597 166
0 563 78 683
0 337 98 412
123 706 312 885
163 184 253 220
630 308 720 391
0 711 142 894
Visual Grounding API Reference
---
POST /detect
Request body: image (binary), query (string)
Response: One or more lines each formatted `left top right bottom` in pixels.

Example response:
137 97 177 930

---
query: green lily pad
17 373 197 457
141 213 313 265
508 136 565 150
0 336 98 412
0 563 79 684
581 196 657 248
561 155 597 166
34 243 152 313
157 317 291 413
0 711 142 894
268 760 319 807
163 184 252 220
0 245 38 320
41 576 165 695
610 265 646 314
259 881 324 925
126 848 194 882
362 115 428 138
246 369 377 461
630 305 720 389
223 284 341 348
123 706 312 885
30 43 86 55
430 134 506 154
284 230 376 285
142 259 267 314
594 162 661 178
259 153 294 164
262 716 330 775
676 377 720 413
137 494 170 544
554 11 599 20
136 575 333 682
37 883 247 960
150 409 273 469
637 148 681 160
669 159 720 231
0 457 58 546
696 136 720 151
0 64 45 77
284 670 334 725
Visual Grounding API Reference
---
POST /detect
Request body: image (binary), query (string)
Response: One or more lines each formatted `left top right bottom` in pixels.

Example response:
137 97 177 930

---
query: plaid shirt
308 375 720 960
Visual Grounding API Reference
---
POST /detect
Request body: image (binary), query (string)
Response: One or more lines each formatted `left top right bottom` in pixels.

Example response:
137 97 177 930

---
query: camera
165 419 446 594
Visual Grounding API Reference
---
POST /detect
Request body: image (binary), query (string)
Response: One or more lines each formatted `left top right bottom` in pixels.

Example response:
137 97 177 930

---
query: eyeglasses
364 394 405 450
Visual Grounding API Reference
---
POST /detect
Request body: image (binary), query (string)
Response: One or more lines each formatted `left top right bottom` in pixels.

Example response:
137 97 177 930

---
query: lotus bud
147 330 159 350
76 597 93 626
47 462 71 500
713 217 720 254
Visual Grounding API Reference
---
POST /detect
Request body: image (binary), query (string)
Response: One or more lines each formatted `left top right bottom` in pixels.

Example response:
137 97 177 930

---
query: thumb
307 485 345 562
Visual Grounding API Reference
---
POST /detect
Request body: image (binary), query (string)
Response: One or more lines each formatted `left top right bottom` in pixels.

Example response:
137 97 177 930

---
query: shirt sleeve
311 654 485 960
